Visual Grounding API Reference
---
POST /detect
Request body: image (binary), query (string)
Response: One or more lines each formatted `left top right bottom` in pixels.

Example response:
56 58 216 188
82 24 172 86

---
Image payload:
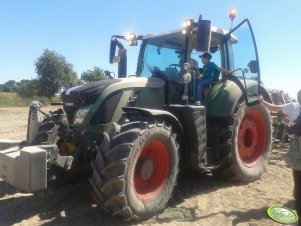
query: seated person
195 52 228 105
177 50 200 74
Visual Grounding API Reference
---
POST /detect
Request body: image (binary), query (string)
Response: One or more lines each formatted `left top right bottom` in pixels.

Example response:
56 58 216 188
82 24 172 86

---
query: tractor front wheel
89 119 179 221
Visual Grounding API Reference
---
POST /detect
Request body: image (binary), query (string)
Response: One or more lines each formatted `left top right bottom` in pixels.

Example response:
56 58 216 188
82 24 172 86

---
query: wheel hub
134 140 169 201
238 110 266 167
239 118 259 154
140 160 153 180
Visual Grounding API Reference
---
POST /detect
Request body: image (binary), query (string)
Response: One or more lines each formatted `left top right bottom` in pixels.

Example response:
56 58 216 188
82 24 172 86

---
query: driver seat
164 67 181 82
163 67 183 104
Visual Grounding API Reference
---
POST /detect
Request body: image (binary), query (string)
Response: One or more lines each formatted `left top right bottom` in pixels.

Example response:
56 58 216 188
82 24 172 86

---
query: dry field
0 107 295 226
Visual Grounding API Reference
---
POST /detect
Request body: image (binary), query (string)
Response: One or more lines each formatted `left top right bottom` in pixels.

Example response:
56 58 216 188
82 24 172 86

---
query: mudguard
203 78 271 118
122 107 189 164
122 107 185 137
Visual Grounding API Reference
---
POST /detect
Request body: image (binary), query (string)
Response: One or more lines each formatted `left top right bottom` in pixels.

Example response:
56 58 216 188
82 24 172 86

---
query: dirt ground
0 107 296 226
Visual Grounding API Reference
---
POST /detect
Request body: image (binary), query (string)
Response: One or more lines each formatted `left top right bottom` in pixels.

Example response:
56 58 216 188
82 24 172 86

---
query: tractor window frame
225 19 261 106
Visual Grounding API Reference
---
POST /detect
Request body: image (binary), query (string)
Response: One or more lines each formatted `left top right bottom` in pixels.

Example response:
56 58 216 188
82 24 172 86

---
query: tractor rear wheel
89 118 179 221
216 103 272 181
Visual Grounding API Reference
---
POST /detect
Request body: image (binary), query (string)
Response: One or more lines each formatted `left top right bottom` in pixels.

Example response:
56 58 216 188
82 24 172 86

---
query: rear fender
203 78 271 118
203 79 243 118
259 86 272 103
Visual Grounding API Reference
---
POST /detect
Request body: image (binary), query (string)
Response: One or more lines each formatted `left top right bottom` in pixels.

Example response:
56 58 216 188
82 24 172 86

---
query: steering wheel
169 64 181 71
152 66 164 77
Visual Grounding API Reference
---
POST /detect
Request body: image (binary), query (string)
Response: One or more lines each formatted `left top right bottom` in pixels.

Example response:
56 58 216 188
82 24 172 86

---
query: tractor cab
110 16 261 108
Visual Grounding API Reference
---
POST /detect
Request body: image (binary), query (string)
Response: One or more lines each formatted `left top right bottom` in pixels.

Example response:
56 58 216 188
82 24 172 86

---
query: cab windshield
137 29 226 80
138 31 185 79
141 45 181 78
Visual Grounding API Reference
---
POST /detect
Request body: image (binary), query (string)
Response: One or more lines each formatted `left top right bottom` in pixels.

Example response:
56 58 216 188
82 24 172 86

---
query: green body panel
203 78 258 118
75 77 165 134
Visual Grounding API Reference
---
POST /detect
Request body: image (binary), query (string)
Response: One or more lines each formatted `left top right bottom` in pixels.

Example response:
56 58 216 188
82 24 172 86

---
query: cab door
227 19 260 106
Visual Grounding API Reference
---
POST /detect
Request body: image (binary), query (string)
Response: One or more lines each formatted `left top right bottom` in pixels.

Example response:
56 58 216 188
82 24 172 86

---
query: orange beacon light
229 9 237 21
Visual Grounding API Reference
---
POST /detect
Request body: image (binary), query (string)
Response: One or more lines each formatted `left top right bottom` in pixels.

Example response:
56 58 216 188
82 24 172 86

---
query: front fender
122 107 188 164
122 107 184 133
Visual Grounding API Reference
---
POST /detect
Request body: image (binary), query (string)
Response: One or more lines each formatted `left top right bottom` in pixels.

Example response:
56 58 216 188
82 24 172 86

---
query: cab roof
142 26 237 50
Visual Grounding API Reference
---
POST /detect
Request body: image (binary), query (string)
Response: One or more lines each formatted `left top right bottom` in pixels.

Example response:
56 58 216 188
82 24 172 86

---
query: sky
1 0 301 99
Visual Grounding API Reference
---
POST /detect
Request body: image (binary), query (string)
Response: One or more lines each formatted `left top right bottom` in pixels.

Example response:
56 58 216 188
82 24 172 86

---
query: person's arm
217 67 231 75
259 96 283 112
286 116 301 135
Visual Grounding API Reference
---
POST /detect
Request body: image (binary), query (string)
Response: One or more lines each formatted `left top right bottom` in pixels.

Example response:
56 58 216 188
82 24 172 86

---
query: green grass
0 92 62 107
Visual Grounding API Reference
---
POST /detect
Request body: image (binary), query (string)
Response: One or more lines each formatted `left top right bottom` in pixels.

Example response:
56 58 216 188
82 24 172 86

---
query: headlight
73 106 91 125
182 19 196 35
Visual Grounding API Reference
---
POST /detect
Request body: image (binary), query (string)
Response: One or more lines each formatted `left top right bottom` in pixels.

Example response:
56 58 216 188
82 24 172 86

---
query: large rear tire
216 103 272 181
89 118 179 221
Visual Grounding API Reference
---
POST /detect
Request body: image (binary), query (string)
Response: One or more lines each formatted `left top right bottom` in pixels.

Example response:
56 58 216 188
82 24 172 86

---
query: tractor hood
61 79 121 123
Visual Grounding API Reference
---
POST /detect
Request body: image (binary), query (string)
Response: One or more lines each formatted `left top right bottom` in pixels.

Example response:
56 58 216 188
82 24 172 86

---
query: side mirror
109 39 117 64
109 36 127 78
196 17 211 52
104 70 114 79
243 68 249 74
248 60 259 73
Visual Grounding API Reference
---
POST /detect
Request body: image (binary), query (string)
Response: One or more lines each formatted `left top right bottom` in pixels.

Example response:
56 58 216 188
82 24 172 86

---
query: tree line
0 49 109 100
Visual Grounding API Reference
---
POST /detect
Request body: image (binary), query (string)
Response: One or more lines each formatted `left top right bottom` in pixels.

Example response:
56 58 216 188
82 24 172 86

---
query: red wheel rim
134 140 169 201
238 110 267 167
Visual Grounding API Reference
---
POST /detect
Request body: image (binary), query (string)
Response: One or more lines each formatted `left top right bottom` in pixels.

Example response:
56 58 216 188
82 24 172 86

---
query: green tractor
0 15 272 221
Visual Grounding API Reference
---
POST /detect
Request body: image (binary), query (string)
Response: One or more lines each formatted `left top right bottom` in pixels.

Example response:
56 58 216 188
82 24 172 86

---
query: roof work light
125 33 138 46
182 19 197 35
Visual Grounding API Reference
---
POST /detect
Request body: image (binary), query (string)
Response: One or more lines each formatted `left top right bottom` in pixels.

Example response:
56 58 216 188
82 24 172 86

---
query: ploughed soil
0 107 295 226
